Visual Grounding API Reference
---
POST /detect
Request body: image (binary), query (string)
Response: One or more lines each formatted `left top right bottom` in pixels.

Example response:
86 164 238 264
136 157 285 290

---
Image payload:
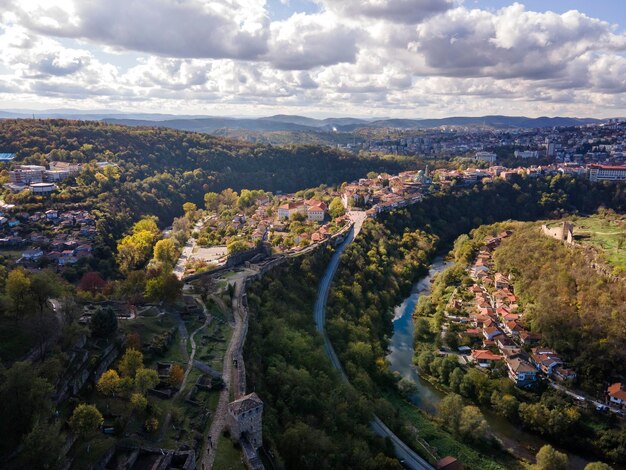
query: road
314 211 434 470
173 217 208 280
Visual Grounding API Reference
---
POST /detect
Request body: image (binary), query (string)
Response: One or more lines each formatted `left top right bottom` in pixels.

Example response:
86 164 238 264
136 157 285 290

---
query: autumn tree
584 463 613 470
169 364 184 388
130 393 148 412
126 332 141 350
78 272 107 295
97 369 121 397
459 405 488 442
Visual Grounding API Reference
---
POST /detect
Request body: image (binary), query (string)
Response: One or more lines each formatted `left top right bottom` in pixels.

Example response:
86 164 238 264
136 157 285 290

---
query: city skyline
1 1 626 118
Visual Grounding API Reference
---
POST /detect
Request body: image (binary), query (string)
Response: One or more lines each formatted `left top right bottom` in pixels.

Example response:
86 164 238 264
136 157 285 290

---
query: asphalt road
313 212 434 470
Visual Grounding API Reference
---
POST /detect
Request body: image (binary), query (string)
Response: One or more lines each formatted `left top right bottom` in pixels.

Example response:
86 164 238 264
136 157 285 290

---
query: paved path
314 212 434 470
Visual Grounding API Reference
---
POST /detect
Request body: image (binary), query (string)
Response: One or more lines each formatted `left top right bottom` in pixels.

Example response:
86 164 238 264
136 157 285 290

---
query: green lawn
571 214 626 272
213 435 246 470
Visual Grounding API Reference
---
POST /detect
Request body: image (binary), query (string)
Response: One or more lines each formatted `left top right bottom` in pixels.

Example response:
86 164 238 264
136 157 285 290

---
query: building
474 151 497 164
227 393 263 449
470 350 503 368
30 182 56 195
277 202 306 220
588 164 626 182
9 165 45 184
608 383 626 407
505 357 539 387
514 150 539 159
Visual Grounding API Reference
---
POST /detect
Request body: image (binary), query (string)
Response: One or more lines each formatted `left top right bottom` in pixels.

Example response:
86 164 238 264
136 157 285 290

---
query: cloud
13 0 270 60
318 0 455 24
266 13 360 70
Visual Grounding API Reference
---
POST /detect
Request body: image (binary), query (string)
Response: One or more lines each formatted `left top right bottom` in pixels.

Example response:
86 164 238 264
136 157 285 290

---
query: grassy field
571 214 626 272
213 435 246 470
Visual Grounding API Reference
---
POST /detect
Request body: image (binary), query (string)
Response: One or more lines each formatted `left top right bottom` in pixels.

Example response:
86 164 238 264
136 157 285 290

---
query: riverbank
387 256 599 469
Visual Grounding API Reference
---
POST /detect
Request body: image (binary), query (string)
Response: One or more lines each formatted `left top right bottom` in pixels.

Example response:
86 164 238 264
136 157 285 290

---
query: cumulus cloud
266 13 360 70
13 0 270 60
318 0 455 24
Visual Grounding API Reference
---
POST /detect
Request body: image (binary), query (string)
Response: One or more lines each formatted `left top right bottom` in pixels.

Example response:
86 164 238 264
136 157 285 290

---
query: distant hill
1 109 606 134
103 114 604 134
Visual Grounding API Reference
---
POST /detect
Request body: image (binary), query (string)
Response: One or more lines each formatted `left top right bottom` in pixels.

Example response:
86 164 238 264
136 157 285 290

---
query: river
386 257 593 469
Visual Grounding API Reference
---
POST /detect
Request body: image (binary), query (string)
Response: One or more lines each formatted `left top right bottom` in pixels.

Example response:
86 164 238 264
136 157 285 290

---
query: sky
1 0 626 118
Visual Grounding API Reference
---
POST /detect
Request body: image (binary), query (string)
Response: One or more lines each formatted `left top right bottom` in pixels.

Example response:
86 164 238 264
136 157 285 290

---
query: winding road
313 212 434 470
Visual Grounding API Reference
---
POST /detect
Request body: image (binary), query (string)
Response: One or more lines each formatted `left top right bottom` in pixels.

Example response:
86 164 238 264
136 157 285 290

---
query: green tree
144 273 182 304
153 238 178 267
144 417 159 433
227 238 249 255
6 267 32 321
69 404 103 441
438 393 463 435
118 349 143 378
204 191 220 211
329 197 345 218
459 405 488 442
0 362 53 452
130 393 148 412
135 368 159 394
449 367 464 393
30 271 62 316
535 445 568 470
584 463 613 470
18 419 65 470
491 392 519 420
182 202 197 217
90 307 118 337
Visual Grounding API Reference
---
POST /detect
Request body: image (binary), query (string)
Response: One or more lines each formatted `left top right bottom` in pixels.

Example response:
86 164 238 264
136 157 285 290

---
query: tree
78 272 107 295
329 197 345 218
584 463 613 470
204 191 220 211
18 419 65 470
126 332 141 350
144 272 183 304
118 349 144 378
97 369 120 397
30 271 62 316
449 368 464 393
90 307 118 337
153 238 178 267
459 405 488 442
0 361 53 452
5 267 32 321
69 404 103 441
491 392 519 420
182 202 197 218
169 364 185 388
144 417 159 433
535 445 568 470
130 393 148 412
437 393 463 435
227 239 249 255
135 368 159 394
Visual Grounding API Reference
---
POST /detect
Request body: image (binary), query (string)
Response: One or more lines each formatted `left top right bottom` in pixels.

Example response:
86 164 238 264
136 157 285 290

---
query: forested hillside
0 119 409 236
493 225 626 391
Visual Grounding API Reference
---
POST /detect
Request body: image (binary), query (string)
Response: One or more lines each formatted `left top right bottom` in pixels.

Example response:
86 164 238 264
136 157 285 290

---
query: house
436 456 463 470
494 273 510 289
470 350 503 368
306 204 326 222
21 248 44 260
506 357 539 387
608 383 626 407
503 320 524 336
530 348 563 375
483 325 503 341
45 209 59 220
277 201 306 220
553 367 576 382
519 329 542 345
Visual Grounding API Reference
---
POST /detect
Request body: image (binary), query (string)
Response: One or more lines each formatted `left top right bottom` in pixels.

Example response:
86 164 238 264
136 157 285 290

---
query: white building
9 165 45 184
475 151 497 164
30 182 56 195
514 150 539 159
588 164 626 183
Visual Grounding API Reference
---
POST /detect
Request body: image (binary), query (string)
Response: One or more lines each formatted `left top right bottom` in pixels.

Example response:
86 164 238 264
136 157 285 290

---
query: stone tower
227 392 263 449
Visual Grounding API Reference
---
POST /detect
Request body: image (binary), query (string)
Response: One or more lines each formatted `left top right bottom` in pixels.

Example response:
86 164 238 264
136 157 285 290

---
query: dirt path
202 278 248 469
